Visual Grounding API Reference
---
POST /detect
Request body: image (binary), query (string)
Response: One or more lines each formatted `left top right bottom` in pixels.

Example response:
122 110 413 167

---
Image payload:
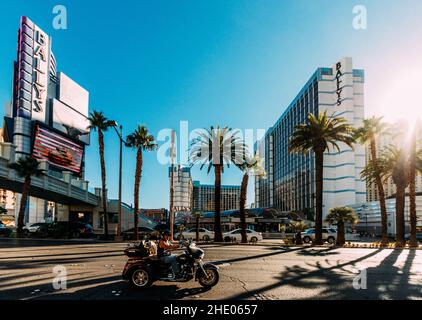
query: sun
374 63 422 125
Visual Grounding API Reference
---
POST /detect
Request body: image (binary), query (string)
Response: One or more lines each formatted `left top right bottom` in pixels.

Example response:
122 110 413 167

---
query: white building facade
255 57 366 220
169 166 193 212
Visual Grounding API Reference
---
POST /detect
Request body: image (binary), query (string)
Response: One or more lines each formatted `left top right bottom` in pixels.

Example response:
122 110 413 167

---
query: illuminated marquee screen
32 125 84 173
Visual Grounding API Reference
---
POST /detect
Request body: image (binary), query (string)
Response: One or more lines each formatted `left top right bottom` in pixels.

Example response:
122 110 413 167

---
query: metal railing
0 142 99 206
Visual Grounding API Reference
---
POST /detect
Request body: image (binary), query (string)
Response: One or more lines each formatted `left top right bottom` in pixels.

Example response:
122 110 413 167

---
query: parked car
301 227 337 244
405 233 422 243
23 222 50 237
223 229 263 243
175 228 214 241
121 226 161 240
47 221 94 239
0 221 12 237
154 223 183 239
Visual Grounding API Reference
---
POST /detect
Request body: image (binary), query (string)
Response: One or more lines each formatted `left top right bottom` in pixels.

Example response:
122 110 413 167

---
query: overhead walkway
0 142 99 206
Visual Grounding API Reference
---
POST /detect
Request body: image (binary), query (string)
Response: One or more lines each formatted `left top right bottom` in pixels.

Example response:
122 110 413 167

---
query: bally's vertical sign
16 17 50 122
31 25 49 122
335 61 342 106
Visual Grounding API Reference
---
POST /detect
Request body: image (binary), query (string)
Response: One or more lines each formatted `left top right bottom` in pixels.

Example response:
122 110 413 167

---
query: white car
23 222 49 237
301 227 337 244
223 229 263 243
175 228 214 241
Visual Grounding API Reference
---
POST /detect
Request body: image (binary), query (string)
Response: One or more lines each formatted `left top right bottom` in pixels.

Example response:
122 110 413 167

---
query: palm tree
190 126 246 242
126 125 157 240
88 111 110 238
407 122 422 247
9 156 44 237
290 220 309 232
381 146 410 246
408 125 418 247
290 220 309 245
288 111 355 245
355 116 389 245
325 207 358 246
237 155 266 243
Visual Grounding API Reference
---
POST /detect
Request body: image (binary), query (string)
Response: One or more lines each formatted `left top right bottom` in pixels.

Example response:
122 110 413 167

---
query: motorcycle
122 239 219 289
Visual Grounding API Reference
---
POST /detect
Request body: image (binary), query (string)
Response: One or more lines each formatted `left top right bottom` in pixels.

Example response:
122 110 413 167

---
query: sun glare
376 63 422 125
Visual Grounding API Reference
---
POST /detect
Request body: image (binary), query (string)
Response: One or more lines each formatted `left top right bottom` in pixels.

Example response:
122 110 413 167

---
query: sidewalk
1 236 420 249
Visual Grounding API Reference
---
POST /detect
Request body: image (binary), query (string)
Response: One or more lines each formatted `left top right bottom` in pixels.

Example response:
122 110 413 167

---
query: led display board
32 124 84 173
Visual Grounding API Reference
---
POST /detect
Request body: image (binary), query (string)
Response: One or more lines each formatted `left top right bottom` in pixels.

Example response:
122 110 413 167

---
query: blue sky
1 0 422 209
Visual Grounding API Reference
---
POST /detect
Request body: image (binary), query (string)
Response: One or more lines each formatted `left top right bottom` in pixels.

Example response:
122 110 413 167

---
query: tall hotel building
255 57 366 219
169 166 241 213
192 181 240 212
1 17 92 225
169 166 193 212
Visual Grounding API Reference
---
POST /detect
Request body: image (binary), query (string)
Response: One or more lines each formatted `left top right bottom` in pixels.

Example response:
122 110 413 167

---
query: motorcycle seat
148 255 161 261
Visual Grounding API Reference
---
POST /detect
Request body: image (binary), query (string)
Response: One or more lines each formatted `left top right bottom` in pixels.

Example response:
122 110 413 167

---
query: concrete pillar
94 187 108 201
81 181 88 190
62 171 72 183
55 203 69 221
0 142 16 161
39 159 49 171
94 187 101 197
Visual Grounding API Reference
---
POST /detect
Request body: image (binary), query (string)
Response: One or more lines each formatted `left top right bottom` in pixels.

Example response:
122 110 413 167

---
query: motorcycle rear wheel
198 268 219 288
129 267 153 288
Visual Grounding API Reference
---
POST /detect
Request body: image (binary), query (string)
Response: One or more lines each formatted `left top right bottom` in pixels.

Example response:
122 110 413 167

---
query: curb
198 242 422 250
2 238 420 249
0 237 122 243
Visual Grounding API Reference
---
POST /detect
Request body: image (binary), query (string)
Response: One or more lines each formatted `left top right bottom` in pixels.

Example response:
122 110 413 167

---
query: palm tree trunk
214 165 223 242
395 184 406 246
134 148 143 241
196 215 200 242
314 150 324 245
409 130 418 247
337 220 345 246
370 139 388 245
240 172 249 243
17 176 31 238
99 129 108 238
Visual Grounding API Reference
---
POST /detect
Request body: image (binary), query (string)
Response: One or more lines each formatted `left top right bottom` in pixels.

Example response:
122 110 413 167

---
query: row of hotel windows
258 78 319 211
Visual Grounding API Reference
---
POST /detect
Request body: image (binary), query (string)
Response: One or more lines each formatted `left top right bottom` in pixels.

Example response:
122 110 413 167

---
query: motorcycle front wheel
198 268 219 288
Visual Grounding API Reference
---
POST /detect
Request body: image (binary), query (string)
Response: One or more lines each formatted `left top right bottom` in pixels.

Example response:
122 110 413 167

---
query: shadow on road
211 246 307 265
0 238 109 248
295 247 340 257
0 272 213 300
226 248 421 300
0 252 125 270
0 249 124 261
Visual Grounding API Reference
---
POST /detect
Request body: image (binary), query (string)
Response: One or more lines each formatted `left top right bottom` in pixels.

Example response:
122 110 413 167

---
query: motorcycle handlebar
178 239 195 248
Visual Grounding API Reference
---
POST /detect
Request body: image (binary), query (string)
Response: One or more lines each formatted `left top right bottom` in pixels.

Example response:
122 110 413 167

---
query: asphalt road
0 239 421 300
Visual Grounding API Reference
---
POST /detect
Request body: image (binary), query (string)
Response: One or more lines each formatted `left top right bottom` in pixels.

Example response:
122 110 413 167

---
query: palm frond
9 156 44 178
87 110 110 131
190 126 247 174
325 207 358 224
125 125 158 152
289 111 355 155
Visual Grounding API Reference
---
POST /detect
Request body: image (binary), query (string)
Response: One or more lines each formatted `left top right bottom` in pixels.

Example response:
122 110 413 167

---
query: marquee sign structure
15 16 51 121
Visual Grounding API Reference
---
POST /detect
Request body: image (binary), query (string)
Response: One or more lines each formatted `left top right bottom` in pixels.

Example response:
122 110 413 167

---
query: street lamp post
365 213 368 235
169 130 176 240
108 121 124 239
